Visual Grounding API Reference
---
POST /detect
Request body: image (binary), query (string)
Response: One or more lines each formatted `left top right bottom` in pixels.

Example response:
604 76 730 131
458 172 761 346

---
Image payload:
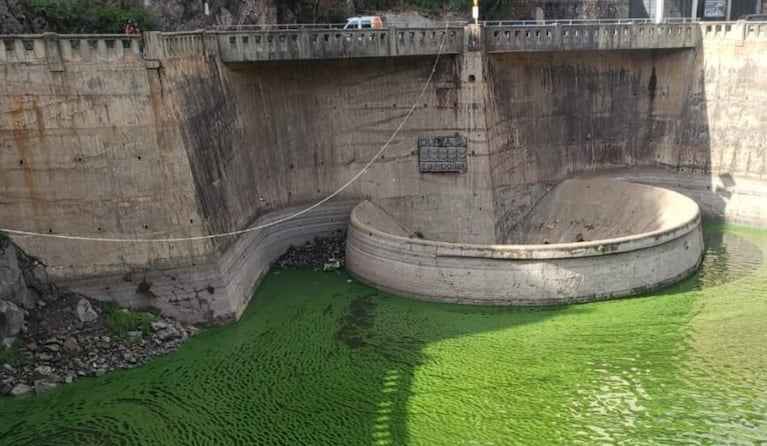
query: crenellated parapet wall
0 33 142 70
700 21 767 42
485 23 699 52
0 31 224 70
214 27 465 62
1 22 730 68
214 23 700 61
143 31 219 61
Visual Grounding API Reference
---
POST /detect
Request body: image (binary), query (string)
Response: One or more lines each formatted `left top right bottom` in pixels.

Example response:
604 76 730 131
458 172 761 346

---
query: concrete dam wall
2 28 767 322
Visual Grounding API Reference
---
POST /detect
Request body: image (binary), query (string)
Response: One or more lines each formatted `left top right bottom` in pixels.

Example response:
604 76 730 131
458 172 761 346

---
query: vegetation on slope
2 0 152 33
1 0 495 34
102 301 154 342
279 0 470 23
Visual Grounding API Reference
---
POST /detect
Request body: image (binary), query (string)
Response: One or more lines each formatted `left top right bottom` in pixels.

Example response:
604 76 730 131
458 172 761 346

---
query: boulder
34 380 57 393
21 261 58 304
0 244 37 310
0 300 25 337
150 320 169 331
1 336 16 350
10 383 32 396
34 365 53 376
323 260 341 272
156 326 181 341
62 336 80 354
75 299 98 323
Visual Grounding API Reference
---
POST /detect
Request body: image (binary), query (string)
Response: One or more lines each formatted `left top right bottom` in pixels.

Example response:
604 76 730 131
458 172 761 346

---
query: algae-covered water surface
1 223 766 445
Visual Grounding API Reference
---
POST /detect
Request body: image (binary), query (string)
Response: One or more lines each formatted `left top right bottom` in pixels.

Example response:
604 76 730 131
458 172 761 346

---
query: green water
1 223 766 445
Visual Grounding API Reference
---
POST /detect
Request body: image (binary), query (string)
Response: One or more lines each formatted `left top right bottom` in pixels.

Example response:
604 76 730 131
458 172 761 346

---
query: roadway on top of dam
2 19 764 66
212 19 701 62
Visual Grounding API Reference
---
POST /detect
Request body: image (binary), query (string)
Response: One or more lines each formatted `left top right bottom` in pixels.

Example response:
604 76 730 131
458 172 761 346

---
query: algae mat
1 223 766 445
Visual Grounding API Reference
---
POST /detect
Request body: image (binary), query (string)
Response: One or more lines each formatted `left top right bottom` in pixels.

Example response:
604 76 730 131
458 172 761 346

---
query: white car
343 16 384 29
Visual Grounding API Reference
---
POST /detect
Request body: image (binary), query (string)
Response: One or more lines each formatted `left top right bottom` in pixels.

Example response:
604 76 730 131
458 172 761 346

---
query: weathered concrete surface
217 27 465 62
506 178 700 244
371 195 495 243
216 23 698 62
487 29 767 235
484 23 699 53
190 52 494 247
1 34 496 321
2 25 767 321
572 168 767 228
0 44 211 282
346 179 704 305
62 201 352 323
0 44 225 321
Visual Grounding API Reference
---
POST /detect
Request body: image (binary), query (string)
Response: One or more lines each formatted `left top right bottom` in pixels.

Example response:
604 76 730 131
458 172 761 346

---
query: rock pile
0 229 349 396
0 234 197 397
274 230 346 271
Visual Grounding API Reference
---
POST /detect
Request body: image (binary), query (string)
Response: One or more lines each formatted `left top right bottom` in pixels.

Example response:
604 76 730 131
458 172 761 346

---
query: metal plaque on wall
418 136 468 173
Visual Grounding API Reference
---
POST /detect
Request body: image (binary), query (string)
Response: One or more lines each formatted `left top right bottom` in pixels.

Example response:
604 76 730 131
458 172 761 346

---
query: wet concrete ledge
60 201 354 324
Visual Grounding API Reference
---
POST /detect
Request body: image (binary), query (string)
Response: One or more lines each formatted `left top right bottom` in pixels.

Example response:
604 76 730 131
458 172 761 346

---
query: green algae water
1 223 766 445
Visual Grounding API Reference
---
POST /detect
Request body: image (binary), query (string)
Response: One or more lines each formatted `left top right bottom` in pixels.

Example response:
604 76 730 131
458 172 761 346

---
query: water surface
1 223 765 445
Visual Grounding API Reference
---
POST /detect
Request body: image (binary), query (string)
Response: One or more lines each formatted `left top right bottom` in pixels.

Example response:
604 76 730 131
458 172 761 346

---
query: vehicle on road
343 16 385 29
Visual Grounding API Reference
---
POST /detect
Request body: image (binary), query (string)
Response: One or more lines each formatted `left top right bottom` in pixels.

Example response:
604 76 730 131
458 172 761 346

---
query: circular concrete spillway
346 178 705 305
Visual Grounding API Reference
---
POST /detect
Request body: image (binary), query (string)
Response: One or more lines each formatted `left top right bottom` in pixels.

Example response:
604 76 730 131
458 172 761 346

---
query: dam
1 19 767 444
1 21 767 322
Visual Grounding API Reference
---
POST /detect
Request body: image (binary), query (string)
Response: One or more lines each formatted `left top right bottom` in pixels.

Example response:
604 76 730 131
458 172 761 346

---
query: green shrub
28 0 77 19
82 4 153 34
103 301 154 341
28 0 78 32
24 0 153 33
0 342 27 367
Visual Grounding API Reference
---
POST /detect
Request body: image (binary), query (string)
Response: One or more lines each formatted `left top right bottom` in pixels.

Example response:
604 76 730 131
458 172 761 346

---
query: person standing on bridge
125 19 140 35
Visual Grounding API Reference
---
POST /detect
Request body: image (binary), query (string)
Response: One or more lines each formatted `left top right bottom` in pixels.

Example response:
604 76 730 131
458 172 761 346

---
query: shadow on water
654 221 763 297
332 293 589 446
0 270 592 446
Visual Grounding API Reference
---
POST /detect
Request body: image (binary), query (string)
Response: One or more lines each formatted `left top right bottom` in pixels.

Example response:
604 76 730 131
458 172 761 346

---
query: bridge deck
216 27 464 62
2 22 767 65
485 23 699 52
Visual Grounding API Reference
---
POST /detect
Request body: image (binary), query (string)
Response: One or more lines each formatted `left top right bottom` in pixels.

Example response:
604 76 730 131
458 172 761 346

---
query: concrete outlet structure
346 179 705 305
2 23 767 322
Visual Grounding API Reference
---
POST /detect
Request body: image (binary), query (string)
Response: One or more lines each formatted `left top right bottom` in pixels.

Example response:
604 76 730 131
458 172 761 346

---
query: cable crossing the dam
0 26 452 244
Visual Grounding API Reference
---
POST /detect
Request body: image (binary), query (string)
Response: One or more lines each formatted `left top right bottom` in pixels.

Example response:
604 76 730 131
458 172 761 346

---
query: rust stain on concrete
10 103 40 213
